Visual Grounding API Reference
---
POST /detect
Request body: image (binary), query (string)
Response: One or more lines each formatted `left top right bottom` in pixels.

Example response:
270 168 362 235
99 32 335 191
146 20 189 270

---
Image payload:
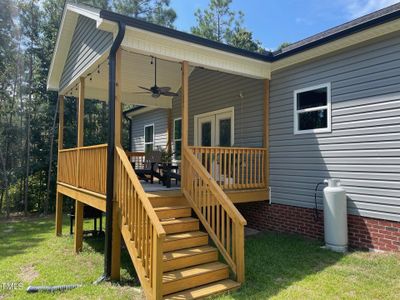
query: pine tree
113 0 176 28
191 0 264 52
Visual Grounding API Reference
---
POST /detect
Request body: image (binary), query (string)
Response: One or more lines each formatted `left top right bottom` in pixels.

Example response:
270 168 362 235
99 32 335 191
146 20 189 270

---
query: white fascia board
122 26 271 79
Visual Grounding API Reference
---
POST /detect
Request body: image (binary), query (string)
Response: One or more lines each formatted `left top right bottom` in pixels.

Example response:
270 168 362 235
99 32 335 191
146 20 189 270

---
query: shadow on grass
225 232 344 299
85 232 140 287
0 216 53 260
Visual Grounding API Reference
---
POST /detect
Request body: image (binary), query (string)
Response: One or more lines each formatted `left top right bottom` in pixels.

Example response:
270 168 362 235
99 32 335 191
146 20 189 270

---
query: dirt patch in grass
19 264 39 283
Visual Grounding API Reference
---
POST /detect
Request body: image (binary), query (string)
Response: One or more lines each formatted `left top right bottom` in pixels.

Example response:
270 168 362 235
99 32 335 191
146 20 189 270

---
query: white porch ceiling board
121 26 271 79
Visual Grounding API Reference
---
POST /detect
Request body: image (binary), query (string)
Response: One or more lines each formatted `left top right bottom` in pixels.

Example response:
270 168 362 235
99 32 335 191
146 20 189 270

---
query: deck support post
55 95 64 236
181 61 189 186
110 48 123 280
74 200 84 253
111 202 121 280
105 21 125 279
73 78 85 252
263 79 270 190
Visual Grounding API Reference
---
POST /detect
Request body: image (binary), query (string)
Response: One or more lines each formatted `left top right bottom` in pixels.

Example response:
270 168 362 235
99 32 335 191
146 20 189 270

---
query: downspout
105 20 125 279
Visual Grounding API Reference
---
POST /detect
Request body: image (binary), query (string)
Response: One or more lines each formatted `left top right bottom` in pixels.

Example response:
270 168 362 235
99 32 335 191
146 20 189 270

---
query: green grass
217 233 400 300
0 215 142 300
0 216 399 300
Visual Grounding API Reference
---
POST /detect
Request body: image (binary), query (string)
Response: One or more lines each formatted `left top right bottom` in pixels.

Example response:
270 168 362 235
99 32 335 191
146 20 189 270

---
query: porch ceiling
62 50 194 108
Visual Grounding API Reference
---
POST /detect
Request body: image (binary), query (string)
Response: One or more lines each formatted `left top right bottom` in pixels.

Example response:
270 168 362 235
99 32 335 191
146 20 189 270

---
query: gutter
105 20 125 279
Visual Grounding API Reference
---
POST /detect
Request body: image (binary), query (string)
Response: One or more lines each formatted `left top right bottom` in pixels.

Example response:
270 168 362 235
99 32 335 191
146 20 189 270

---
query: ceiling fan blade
158 87 171 92
132 92 151 94
138 86 152 92
161 91 179 97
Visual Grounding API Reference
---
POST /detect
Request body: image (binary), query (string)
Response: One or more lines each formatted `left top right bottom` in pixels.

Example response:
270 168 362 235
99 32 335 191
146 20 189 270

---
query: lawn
0 215 399 300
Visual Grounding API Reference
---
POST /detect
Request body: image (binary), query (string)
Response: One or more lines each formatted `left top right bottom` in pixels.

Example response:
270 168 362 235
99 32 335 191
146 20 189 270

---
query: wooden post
181 61 189 185
236 224 245 283
152 228 164 300
74 78 85 252
55 95 64 236
111 48 122 278
74 200 84 253
111 202 121 280
263 79 270 190
76 77 85 187
167 108 172 154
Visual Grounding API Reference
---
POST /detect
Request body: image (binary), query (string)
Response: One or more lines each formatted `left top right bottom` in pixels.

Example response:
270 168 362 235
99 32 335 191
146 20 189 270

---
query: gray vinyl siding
172 68 264 147
60 15 113 91
269 33 400 222
131 109 168 152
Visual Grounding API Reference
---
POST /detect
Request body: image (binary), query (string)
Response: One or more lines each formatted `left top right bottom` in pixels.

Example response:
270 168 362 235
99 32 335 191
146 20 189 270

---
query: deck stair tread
154 205 191 211
162 262 228 283
161 217 198 225
163 245 216 261
163 279 241 300
165 231 208 242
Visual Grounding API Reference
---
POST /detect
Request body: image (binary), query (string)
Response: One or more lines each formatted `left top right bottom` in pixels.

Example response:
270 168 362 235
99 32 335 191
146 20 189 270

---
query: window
294 83 331 134
173 118 182 160
144 124 154 153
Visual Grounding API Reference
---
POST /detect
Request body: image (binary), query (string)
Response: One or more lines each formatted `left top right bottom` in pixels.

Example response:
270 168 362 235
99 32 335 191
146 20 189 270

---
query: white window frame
293 83 331 135
144 123 155 152
173 118 182 161
194 106 235 146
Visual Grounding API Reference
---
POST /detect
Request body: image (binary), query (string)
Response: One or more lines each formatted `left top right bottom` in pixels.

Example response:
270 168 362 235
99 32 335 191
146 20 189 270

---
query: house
47 2 400 300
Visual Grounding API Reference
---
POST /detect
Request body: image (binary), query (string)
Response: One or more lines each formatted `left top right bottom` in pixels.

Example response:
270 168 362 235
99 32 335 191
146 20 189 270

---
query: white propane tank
323 178 348 252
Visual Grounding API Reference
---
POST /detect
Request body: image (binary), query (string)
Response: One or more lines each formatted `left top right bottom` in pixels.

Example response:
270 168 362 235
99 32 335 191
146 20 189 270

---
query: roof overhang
271 16 400 71
48 3 400 96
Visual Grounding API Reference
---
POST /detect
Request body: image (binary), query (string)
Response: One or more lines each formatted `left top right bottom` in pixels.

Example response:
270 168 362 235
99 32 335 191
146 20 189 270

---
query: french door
196 107 234 147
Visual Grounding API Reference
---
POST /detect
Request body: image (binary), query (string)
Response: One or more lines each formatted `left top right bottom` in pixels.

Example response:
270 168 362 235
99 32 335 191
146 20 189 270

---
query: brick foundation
237 202 400 252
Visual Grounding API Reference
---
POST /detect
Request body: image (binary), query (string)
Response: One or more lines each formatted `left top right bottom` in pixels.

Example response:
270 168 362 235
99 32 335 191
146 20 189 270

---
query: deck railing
182 147 246 283
115 146 165 300
58 144 107 194
190 146 267 190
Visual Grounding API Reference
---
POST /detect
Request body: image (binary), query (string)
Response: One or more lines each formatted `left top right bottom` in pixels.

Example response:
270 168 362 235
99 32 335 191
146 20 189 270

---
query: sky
170 0 400 50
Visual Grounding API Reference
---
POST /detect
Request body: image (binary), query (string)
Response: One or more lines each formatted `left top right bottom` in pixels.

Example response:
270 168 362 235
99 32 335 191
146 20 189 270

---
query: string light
64 59 108 96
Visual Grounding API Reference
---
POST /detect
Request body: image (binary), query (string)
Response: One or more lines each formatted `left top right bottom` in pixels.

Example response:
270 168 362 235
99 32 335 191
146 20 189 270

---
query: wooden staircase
114 146 245 300
151 195 241 299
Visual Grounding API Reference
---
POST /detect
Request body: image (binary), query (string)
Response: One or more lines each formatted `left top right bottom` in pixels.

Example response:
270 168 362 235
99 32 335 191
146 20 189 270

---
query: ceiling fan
134 57 179 98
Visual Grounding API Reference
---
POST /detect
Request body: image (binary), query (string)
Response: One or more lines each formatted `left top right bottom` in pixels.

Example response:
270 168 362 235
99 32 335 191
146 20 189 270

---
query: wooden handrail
190 146 267 190
182 147 246 283
116 146 166 236
115 146 165 299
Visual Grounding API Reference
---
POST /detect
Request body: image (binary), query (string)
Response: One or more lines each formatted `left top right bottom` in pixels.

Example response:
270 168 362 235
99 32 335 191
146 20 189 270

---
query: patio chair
133 150 162 184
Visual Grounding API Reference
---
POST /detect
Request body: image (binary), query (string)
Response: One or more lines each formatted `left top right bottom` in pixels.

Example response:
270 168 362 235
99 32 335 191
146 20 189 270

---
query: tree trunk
24 52 33 217
45 97 59 215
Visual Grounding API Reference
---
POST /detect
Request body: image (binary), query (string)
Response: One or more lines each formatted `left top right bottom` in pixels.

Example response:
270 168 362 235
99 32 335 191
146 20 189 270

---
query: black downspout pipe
105 21 125 279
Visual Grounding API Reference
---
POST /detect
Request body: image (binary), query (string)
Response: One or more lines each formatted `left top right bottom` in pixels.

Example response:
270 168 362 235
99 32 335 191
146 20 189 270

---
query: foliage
191 0 264 52
277 41 292 51
113 0 177 28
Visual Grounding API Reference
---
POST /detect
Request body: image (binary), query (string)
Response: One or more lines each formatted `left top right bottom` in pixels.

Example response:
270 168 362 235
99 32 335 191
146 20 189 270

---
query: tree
277 42 292 51
191 0 263 52
230 27 262 52
0 0 20 217
113 0 177 28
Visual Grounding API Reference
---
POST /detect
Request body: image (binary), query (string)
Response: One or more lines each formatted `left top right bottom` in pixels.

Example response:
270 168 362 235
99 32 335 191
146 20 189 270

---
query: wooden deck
56 144 268 299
